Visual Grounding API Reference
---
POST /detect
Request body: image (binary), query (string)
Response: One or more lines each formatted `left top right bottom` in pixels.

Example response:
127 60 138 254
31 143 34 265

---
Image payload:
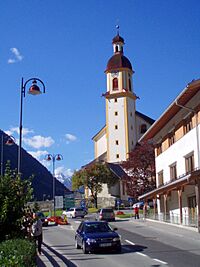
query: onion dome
105 34 132 72
106 54 132 72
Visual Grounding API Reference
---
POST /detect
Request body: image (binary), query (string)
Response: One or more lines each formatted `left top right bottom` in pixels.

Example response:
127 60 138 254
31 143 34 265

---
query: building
139 79 200 231
88 32 154 207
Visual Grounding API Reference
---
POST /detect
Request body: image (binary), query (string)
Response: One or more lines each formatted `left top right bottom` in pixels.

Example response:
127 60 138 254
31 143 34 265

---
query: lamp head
28 80 42 95
56 154 62 161
46 155 52 161
5 136 15 146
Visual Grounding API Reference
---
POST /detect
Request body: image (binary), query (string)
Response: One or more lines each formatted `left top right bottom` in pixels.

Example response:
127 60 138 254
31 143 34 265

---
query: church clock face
111 71 119 77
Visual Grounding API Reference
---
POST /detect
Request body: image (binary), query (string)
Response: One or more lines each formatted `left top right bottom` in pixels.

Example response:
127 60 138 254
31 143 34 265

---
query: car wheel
75 238 81 249
82 241 89 254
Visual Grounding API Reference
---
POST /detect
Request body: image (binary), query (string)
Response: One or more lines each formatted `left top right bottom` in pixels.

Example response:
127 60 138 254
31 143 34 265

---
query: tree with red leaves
121 140 156 199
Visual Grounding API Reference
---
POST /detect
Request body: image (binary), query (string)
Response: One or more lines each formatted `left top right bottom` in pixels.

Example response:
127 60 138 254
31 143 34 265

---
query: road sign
55 196 63 209
128 197 134 203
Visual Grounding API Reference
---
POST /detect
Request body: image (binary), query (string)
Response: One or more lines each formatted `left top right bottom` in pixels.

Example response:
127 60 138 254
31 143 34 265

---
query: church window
115 125 118 129
130 112 132 116
131 125 133 130
128 78 132 91
115 45 118 53
115 111 118 116
116 154 119 159
140 124 147 134
113 78 118 91
116 140 119 145
114 98 117 102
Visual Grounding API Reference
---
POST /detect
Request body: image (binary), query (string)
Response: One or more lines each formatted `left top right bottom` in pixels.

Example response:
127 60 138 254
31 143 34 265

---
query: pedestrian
134 205 139 219
31 212 43 255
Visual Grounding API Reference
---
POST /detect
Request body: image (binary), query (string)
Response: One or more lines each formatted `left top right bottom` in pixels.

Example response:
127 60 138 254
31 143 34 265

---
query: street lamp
1 134 15 176
18 78 45 174
45 154 63 217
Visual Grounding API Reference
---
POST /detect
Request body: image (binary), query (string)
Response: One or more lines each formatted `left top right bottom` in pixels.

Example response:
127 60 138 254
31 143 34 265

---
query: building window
132 141 134 145
114 98 117 102
185 153 194 173
156 143 162 156
168 131 175 147
113 78 118 91
158 171 164 187
170 163 177 181
115 125 118 130
140 124 147 134
122 181 126 195
116 140 119 145
130 112 132 116
184 117 193 134
115 45 118 53
115 111 118 116
116 154 119 159
131 125 133 130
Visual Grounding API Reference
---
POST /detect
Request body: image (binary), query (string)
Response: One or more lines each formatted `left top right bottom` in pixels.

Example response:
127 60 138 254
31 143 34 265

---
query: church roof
105 54 132 72
112 34 124 44
135 111 155 125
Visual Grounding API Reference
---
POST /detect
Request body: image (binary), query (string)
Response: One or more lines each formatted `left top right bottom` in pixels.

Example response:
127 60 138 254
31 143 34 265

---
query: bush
0 238 36 267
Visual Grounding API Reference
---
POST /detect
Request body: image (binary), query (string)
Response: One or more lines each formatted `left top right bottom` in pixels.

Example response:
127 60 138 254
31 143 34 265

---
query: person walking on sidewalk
134 205 139 219
31 212 43 255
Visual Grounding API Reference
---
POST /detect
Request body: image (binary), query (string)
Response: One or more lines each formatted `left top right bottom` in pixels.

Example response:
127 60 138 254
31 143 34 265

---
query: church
86 31 154 207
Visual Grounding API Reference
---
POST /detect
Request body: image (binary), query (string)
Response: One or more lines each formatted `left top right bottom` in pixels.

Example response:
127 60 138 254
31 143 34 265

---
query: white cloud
5 127 34 136
28 150 49 160
65 133 77 144
8 47 23 64
24 135 55 149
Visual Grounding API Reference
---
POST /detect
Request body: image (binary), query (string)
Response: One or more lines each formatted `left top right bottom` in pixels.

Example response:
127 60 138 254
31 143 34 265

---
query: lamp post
1 134 15 176
45 154 63 217
18 78 45 174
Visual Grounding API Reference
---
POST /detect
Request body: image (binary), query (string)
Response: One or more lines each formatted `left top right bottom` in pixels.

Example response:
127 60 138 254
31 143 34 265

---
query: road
37 214 200 267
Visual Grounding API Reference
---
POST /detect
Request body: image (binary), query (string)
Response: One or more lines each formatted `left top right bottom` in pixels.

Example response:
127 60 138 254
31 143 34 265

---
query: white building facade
139 79 200 230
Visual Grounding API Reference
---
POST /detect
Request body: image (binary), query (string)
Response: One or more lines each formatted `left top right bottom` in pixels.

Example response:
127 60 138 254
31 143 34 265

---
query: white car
63 207 85 218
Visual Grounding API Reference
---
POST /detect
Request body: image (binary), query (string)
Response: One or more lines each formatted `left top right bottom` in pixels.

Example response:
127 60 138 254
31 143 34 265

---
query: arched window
140 124 147 134
115 45 118 53
113 78 118 91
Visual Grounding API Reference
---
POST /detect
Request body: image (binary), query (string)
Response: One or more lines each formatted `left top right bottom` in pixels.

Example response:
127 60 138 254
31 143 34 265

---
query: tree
0 164 33 241
121 140 156 199
72 162 117 208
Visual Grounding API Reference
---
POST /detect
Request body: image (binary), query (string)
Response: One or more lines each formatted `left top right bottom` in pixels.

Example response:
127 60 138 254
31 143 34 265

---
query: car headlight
113 237 121 242
86 238 96 244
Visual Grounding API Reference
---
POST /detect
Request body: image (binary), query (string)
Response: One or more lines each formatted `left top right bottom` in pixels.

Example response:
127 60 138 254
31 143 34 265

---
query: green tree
72 162 117 208
0 164 33 241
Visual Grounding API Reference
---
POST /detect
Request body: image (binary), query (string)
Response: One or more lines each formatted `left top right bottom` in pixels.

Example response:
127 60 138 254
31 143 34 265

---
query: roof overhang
139 169 200 200
140 79 200 141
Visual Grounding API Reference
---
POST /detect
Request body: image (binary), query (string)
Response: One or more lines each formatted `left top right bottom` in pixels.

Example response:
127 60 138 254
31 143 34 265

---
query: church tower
104 31 138 163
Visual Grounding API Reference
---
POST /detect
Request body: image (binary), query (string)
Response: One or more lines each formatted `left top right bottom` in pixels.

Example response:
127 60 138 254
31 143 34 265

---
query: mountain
0 130 70 200
55 172 72 190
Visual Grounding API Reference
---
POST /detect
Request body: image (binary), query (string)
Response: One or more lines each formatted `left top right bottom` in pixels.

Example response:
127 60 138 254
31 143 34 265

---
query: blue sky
0 1 200 184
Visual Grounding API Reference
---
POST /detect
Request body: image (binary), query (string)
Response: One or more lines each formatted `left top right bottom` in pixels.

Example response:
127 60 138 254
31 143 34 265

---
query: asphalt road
37 215 200 267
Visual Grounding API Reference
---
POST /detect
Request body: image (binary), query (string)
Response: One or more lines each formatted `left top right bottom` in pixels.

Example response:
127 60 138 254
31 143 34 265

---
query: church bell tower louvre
103 30 138 163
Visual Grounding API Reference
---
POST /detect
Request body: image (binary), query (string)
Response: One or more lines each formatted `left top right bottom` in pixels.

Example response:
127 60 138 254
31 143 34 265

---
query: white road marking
125 239 168 264
136 252 147 257
125 239 135 245
153 258 168 265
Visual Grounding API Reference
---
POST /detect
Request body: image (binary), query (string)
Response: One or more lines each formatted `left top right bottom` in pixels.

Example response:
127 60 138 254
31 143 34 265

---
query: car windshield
85 223 112 233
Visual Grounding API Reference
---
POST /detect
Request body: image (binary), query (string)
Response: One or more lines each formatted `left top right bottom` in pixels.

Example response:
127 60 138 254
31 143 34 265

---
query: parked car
75 221 121 254
63 207 85 218
96 208 115 221
36 212 48 227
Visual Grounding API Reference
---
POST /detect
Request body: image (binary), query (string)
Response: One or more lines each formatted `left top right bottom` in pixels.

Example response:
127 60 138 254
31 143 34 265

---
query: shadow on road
39 242 78 267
